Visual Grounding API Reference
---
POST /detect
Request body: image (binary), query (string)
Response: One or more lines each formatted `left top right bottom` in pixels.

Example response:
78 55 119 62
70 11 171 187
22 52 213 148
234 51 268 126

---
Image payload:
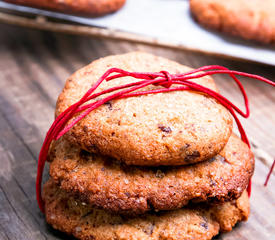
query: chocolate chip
83 125 88 133
158 124 172 133
200 222 208 229
104 101 112 110
184 151 201 162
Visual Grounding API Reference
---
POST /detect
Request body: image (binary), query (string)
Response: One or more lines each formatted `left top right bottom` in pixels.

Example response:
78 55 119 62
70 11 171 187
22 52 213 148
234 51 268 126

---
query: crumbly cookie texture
4 0 126 17
43 179 249 240
49 134 254 214
55 52 233 166
190 0 275 44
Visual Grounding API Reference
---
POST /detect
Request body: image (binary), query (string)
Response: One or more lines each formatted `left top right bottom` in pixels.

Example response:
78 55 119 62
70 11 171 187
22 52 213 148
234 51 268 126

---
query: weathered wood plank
0 115 45 240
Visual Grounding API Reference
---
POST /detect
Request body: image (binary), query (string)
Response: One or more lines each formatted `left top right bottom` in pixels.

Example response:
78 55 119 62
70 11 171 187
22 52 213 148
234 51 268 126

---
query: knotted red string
36 65 275 213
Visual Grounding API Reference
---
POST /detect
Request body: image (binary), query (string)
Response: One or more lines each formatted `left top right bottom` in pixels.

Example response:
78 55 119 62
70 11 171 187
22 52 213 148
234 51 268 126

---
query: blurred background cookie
3 0 126 16
190 0 275 44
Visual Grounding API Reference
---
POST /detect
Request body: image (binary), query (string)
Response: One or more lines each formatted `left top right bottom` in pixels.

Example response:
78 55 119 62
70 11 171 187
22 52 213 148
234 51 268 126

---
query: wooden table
0 23 274 240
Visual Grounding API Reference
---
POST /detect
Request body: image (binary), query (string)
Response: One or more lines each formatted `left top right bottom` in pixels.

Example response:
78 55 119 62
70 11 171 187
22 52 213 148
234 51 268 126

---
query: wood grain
0 23 274 240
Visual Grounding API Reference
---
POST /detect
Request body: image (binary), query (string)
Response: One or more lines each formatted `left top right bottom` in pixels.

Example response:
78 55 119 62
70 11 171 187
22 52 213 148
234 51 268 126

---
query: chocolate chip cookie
190 0 275 44
4 0 126 17
49 134 254 214
43 179 249 240
56 52 233 166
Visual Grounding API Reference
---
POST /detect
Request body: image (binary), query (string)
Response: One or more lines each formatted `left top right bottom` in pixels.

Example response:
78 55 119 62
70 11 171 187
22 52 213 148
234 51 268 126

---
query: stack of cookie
43 52 254 240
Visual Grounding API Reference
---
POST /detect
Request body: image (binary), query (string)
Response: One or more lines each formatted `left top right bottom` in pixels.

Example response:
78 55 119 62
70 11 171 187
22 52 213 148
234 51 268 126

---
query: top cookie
56 52 233 166
4 0 126 17
190 0 275 44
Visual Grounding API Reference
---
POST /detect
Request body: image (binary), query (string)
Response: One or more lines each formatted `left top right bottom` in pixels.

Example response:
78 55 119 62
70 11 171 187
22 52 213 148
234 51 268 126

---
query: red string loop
36 65 275 213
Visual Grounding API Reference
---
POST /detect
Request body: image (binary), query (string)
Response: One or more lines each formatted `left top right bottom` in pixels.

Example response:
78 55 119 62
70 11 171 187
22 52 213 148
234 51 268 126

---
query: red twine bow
36 65 275 213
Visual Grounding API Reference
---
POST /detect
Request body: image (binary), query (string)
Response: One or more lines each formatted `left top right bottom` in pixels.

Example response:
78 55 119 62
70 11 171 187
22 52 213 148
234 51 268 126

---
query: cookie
190 0 275 44
56 52 233 166
49 134 254 214
43 179 249 240
4 0 126 17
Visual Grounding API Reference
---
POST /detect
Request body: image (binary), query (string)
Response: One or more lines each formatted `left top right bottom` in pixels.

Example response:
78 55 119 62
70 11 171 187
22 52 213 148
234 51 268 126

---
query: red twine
36 65 275 213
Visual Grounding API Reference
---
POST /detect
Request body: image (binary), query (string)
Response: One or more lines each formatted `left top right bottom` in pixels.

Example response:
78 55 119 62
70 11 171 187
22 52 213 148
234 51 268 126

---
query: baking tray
0 0 275 66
